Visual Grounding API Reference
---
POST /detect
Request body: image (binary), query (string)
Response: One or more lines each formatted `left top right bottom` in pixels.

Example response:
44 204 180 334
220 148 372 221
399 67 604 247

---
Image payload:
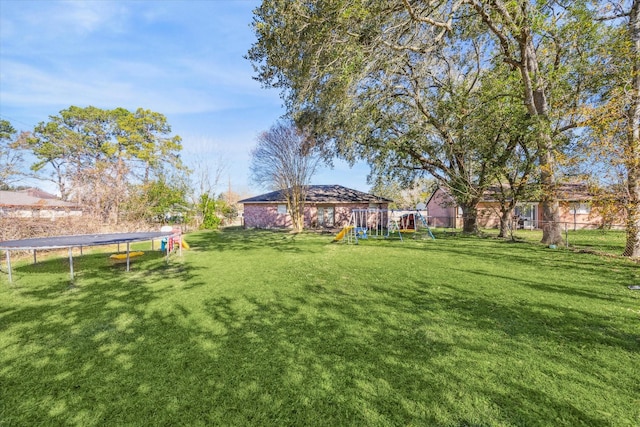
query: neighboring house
0 189 83 220
239 185 392 229
426 183 625 230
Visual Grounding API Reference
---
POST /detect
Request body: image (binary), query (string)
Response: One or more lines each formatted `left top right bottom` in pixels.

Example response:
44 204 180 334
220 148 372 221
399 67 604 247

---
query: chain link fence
425 216 627 256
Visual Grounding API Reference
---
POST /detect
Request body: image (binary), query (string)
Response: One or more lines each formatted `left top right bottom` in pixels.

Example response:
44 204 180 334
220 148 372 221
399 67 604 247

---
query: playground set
334 205 435 244
159 225 190 252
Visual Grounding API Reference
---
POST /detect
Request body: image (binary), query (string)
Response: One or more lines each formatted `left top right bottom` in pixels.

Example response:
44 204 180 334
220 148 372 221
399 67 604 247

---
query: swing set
335 205 434 244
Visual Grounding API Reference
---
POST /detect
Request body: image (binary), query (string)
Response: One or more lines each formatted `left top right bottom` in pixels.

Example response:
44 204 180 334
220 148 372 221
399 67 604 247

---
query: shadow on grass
3 277 634 425
186 228 332 255
6 249 195 289
1 282 440 424
1 229 637 426
394 232 639 289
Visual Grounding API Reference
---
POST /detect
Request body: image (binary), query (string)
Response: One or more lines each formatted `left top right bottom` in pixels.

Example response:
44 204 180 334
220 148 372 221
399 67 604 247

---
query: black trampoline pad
0 232 173 250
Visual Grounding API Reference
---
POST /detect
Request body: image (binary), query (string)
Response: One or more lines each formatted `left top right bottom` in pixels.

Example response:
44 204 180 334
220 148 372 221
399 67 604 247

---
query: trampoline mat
0 232 173 250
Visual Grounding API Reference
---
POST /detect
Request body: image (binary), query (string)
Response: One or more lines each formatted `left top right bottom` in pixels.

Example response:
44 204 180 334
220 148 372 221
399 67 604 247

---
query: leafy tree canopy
18 106 186 223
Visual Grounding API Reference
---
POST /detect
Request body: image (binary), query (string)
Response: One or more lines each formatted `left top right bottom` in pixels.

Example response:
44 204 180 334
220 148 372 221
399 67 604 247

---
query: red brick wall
243 204 292 228
477 202 502 228
243 202 389 229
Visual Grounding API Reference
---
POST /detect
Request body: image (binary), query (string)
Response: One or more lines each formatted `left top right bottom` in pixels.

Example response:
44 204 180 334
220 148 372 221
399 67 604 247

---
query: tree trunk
524 89 563 245
292 206 304 232
460 203 479 234
624 0 640 257
624 170 640 257
287 186 306 232
518 20 563 245
498 207 513 238
538 137 564 245
288 201 304 232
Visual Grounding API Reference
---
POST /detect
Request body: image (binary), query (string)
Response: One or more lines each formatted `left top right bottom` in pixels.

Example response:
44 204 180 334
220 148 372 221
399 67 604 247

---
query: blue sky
0 0 371 196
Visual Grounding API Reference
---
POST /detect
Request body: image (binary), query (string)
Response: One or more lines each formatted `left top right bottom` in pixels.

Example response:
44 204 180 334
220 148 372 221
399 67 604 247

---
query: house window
277 204 287 214
317 206 334 227
570 203 590 215
515 204 538 228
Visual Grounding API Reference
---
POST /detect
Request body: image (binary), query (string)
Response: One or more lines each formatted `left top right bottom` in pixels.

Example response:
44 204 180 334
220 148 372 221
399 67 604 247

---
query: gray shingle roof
239 185 392 204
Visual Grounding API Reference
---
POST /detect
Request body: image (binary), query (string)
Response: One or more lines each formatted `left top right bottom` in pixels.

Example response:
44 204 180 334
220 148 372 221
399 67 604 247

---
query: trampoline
0 231 179 283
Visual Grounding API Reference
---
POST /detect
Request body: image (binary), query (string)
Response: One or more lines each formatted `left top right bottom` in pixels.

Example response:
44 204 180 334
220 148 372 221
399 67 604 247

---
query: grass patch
1 229 638 426
479 228 627 256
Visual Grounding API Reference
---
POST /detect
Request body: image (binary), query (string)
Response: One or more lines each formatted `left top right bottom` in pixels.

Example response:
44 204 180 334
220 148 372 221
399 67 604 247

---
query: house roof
555 183 593 202
482 183 594 202
0 190 80 209
428 182 594 205
239 185 393 204
425 187 454 207
16 188 60 200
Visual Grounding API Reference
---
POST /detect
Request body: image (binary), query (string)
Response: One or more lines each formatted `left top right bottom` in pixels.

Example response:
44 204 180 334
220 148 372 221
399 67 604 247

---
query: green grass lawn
1 229 638 426
480 228 627 255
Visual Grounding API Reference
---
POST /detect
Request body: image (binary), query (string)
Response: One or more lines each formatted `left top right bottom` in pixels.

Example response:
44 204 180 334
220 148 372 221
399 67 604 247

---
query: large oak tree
248 0 601 242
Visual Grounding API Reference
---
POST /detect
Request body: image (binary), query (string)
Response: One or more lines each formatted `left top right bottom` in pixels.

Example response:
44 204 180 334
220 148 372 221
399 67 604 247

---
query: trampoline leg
6 251 12 284
33 250 37 264
68 247 74 281
126 242 131 272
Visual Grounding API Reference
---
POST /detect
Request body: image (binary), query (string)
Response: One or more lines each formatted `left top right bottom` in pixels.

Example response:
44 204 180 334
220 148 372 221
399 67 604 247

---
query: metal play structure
395 205 435 240
0 230 183 283
335 205 435 244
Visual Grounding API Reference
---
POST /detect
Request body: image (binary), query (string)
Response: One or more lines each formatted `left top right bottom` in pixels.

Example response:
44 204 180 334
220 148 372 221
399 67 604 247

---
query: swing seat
355 227 368 239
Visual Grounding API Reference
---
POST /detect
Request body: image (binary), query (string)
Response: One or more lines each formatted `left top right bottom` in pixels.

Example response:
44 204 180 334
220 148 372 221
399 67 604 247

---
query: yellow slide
333 226 354 241
181 239 190 249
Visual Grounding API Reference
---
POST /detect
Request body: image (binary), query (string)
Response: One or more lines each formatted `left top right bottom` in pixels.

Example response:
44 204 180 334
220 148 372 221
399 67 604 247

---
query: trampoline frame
0 231 180 283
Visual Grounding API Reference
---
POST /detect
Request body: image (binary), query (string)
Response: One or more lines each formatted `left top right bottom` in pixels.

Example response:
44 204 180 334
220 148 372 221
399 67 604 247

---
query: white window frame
515 203 538 229
569 203 590 215
277 204 287 214
317 206 335 227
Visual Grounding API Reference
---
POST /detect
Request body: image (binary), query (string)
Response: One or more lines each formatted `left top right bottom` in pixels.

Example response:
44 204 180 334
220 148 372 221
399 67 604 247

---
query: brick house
426 183 625 230
0 189 83 219
239 185 392 229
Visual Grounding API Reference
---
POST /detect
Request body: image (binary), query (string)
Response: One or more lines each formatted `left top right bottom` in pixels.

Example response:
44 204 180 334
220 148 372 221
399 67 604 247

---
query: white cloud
0 58 241 116
50 1 130 36
0 0 275 117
